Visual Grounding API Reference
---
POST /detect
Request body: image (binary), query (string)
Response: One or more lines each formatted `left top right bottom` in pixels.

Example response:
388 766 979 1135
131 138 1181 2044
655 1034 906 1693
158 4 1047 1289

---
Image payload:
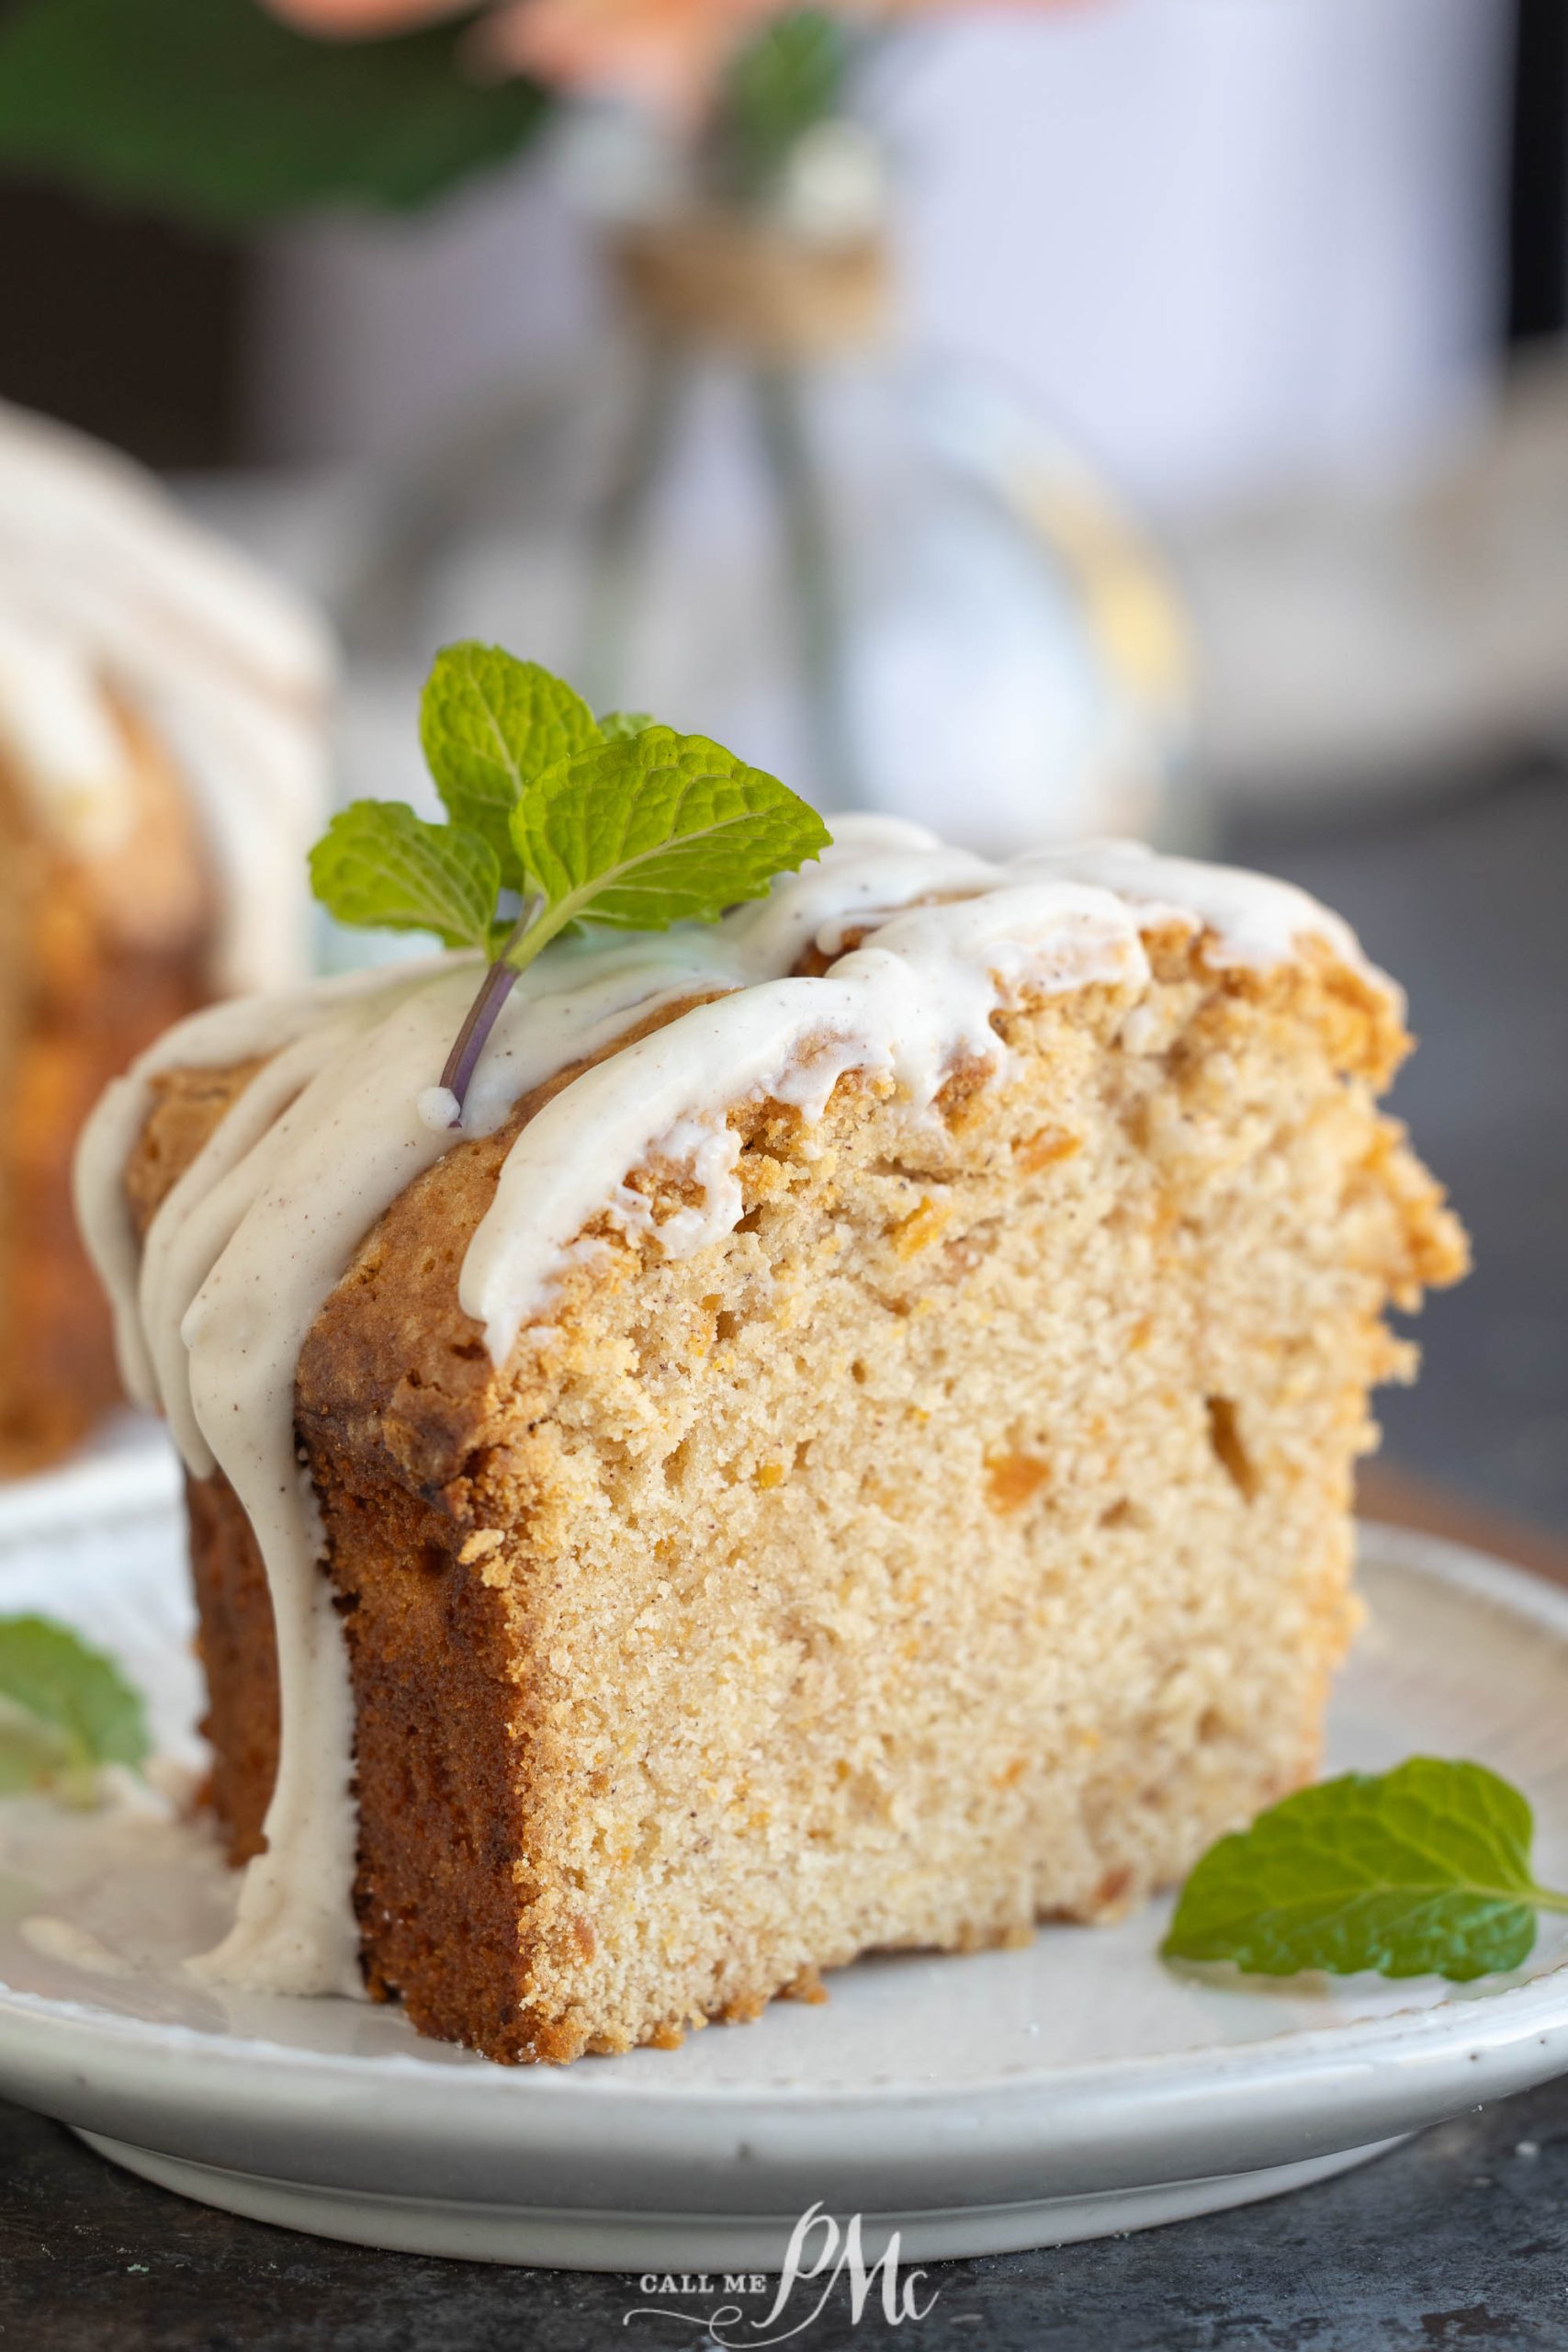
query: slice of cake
78 811 1465 2063
0 400 329 1471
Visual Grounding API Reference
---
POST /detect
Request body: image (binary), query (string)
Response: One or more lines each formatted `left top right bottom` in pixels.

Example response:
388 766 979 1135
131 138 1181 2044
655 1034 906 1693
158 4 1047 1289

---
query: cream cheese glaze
0 399 330 992
73 817 1390 1997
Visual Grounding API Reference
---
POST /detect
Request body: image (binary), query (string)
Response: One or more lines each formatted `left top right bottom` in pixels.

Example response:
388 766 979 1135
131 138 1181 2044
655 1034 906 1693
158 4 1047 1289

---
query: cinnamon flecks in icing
0 398 330 993
73 818 1393 1996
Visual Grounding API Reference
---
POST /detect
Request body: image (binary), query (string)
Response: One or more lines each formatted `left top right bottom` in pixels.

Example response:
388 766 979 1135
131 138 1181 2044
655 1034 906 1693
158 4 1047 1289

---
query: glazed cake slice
0 398 329 1471
78 824 1466 2062
0 687 213 1469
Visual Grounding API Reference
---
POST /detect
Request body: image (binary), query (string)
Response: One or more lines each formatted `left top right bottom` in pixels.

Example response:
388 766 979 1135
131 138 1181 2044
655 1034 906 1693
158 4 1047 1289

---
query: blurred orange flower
480 0 783 112
265 0 1091 111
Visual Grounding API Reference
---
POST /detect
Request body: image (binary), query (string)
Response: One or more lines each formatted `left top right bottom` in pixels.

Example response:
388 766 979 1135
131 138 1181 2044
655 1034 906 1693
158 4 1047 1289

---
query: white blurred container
249 0 1512 514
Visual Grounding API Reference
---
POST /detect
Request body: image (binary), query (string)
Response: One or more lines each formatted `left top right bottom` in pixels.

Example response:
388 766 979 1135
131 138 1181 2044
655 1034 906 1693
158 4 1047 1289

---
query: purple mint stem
439 958 520 1123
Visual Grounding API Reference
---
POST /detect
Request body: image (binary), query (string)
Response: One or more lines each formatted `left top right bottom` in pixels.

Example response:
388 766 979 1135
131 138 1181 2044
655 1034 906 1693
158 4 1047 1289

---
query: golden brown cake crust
126 929 1466 2064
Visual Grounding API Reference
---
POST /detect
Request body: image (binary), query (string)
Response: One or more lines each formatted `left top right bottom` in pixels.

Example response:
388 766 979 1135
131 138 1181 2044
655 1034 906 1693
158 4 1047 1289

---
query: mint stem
440 885 585 1120
439 900 539 1119
1531 1887 1568 1915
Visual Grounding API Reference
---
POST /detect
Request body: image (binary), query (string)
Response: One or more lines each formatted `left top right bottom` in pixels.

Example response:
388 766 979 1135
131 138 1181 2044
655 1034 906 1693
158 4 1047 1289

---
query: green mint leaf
0 0 548 229
597 710 656 742
421 645 601 887
1162 1758 1567 1983
310 800 499 952
509 727 830 944
0 1616 149 1781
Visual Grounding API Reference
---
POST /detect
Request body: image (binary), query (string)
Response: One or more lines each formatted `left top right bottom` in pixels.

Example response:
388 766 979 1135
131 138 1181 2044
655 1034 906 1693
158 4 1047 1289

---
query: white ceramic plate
0 1455 1565 2271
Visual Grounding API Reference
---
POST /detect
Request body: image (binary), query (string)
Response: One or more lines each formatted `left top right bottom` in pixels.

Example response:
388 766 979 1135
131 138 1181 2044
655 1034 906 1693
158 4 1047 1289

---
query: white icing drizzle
0 399 330 991
1014 839 1379 985
73 817 1389 1998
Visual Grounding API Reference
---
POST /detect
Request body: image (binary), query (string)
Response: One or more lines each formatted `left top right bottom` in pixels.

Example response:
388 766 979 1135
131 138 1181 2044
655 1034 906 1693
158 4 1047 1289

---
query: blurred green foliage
0 0 550 227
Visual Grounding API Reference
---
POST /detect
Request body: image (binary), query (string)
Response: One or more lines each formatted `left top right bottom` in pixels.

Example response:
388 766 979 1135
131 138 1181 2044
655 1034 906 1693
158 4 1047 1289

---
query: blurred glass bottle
344 46 1196 854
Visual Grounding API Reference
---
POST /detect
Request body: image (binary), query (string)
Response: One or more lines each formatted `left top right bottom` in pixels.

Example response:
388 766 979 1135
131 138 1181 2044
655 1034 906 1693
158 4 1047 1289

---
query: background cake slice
0 399 330 1472
84 816 1466 2062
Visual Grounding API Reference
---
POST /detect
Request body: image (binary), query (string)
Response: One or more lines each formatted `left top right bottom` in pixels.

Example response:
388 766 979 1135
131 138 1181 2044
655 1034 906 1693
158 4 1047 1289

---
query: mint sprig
1163 1758 1568 1983
0 1616 150 1806
310 645 831 1120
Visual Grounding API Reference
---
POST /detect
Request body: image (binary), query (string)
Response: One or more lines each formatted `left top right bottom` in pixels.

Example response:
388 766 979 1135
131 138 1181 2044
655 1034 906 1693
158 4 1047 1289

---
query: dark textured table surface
4 763 1567 2350
6 2080 1568 2352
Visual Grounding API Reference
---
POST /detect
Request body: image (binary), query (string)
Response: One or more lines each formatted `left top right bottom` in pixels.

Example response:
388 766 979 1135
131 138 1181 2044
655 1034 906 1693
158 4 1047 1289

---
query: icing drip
0 399 330 992
73 817 1390 1997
